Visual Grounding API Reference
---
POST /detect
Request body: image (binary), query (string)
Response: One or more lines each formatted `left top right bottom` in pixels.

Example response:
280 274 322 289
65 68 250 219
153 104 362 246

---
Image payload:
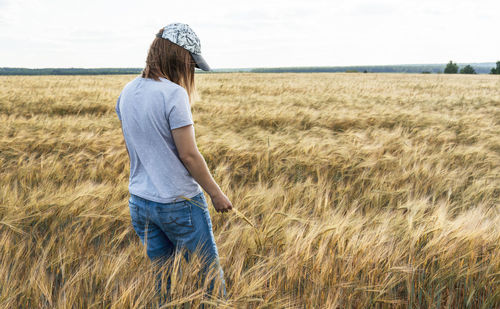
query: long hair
142 28 196 103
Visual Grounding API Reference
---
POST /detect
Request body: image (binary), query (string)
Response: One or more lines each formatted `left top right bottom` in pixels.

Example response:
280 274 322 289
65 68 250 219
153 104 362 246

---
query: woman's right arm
172 124 233 213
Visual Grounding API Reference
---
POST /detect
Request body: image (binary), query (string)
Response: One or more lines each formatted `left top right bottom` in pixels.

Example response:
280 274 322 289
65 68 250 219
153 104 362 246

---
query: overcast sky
0 0 498 69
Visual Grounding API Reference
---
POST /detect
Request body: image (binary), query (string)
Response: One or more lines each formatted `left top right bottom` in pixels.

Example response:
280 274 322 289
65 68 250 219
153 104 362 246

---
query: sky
0 0 498 69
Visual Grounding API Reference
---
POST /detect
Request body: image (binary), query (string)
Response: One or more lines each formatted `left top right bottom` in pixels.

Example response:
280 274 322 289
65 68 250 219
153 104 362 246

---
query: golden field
0 73 499 308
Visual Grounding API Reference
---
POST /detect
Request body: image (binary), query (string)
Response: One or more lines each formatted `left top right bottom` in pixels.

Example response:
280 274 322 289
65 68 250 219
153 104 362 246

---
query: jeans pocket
157 202 194 235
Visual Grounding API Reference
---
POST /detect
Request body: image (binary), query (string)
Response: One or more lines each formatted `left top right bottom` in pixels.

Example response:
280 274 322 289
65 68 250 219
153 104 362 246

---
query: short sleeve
168 88 193 130
115 94 122 121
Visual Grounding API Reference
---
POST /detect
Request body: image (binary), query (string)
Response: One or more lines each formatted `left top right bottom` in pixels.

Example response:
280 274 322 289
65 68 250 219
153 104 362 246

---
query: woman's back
116 76 202 203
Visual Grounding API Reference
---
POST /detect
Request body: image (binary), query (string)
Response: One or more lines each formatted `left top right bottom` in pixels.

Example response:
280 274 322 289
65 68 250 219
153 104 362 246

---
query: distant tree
363 70 368 73
422 71 431 74
460 65 476 74
444 61 459 74
490 61 500 74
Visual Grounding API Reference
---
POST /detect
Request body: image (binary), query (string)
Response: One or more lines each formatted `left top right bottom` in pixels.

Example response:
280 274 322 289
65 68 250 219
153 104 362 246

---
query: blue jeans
128 192 227 304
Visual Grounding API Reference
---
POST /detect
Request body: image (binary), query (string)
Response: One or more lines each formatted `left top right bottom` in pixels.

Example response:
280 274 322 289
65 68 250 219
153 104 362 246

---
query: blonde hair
141 28 196 103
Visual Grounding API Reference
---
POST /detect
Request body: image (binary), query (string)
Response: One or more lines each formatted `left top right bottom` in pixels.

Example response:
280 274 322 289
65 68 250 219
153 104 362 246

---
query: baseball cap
156 23 211 71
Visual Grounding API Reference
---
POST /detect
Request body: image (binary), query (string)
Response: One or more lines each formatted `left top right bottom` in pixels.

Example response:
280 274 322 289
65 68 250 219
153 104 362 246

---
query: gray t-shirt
115 76 202 203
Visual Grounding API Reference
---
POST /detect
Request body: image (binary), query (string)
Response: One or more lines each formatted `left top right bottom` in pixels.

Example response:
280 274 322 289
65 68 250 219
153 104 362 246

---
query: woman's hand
210 191 233 213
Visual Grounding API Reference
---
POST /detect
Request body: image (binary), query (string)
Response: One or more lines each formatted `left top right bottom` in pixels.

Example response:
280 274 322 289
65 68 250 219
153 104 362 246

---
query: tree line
1 62 499 75
251 62 498 74
444 61 500 74
0 68 142 75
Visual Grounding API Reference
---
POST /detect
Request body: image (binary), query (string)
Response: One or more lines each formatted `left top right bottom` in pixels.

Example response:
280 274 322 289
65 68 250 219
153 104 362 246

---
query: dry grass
0 73 499 308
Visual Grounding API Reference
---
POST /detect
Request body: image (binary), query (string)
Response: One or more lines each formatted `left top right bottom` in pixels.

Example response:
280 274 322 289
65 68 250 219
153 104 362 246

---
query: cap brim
191 53 211 71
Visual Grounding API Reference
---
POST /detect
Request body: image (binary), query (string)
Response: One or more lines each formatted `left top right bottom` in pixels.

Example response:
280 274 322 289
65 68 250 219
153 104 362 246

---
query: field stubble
0 73 499 308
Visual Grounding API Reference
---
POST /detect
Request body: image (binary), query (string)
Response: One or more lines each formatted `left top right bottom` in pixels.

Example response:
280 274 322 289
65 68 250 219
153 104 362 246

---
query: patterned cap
156 23 210 71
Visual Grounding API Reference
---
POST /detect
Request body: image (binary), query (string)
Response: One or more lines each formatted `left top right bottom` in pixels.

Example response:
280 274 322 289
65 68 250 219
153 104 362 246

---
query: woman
115 23 232 303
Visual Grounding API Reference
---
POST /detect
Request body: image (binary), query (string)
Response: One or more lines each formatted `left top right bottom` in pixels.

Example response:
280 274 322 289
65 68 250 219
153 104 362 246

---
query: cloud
0 0 10 9
351 2 399 16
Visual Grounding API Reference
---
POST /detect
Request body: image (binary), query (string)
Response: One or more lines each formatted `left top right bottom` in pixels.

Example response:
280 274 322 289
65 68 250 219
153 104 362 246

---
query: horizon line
1 61 498 71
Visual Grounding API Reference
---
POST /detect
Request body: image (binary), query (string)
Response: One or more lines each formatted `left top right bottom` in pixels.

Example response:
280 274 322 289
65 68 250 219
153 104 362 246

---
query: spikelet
180 195 256 228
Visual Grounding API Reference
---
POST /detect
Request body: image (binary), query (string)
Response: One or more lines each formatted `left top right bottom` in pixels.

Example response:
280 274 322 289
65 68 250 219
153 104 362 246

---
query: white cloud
0 0 498 68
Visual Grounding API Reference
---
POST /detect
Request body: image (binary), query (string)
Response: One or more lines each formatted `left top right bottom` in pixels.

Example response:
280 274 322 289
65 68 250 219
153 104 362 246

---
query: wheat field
0 73 499 308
